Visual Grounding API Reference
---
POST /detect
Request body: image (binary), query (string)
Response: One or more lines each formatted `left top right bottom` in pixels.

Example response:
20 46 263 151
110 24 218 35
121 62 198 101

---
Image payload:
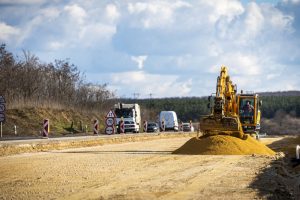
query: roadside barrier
120 120 125 134
93 119 99 135
14 125 17 135
161 120 165 132
43 119 49 137
143 120 147 132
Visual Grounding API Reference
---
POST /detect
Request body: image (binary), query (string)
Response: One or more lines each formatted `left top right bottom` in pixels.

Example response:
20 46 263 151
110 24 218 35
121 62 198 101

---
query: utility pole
133 93 140 99
149 93 154 108
149 93 153 99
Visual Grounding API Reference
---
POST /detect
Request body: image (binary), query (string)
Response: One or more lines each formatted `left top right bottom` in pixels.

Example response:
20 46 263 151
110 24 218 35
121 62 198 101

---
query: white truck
159 111 179 131
114 103 141 133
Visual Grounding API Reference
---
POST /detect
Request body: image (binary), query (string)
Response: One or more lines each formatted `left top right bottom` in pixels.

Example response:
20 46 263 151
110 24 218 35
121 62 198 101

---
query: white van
159 111 179 131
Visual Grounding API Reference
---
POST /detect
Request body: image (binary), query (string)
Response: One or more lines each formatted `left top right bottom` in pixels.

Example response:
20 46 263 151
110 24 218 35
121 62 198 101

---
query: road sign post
105 110 116 135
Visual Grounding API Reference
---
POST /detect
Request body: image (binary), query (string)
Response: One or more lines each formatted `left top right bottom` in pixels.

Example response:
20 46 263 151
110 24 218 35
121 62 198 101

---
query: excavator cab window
239 98 255 124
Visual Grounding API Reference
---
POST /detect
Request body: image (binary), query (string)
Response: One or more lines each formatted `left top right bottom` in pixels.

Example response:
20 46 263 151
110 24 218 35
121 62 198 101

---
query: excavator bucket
200 115 246 139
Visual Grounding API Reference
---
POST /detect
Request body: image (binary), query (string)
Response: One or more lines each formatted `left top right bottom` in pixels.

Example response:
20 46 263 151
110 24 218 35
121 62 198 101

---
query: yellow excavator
200 66 262 139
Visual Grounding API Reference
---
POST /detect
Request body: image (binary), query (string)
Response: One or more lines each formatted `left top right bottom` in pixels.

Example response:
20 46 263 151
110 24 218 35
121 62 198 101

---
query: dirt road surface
0 137 297 199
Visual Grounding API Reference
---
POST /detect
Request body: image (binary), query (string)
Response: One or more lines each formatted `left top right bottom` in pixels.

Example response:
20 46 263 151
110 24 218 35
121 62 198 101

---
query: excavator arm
200 66 246 139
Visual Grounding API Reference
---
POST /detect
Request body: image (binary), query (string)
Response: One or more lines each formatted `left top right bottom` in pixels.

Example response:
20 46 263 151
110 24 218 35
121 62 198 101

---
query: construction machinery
200 66 262 139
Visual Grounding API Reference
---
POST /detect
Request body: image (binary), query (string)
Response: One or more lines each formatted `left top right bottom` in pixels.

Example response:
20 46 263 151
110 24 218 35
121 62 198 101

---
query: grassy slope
2 108 105 136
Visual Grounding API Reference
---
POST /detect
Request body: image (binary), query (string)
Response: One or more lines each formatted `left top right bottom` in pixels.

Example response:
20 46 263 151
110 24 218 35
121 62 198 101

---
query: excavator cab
237 94 261 135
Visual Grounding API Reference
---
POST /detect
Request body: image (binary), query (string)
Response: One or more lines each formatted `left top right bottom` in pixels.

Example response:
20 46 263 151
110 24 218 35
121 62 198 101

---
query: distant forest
119 94 300 121
1 43 300 121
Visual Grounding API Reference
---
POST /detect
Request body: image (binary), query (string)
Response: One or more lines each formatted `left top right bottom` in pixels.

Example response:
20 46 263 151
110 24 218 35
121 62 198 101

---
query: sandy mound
173 135 275 155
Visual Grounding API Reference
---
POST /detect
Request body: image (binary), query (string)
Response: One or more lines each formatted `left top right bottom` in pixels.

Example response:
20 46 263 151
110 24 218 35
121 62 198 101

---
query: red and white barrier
143 120 148 132
120 120 125 134
43 119 49 137
161 120 165 132
94 119 99 135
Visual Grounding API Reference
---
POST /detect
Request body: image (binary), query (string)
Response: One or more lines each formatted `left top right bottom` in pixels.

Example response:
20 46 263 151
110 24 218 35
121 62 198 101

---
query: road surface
0 136 296 199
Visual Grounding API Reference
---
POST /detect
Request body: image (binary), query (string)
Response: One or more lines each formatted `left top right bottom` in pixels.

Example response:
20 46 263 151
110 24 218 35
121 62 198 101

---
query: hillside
2 108 105 137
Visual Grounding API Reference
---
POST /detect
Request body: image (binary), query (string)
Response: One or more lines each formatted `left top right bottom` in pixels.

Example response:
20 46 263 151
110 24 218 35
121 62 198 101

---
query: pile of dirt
173 135 275 155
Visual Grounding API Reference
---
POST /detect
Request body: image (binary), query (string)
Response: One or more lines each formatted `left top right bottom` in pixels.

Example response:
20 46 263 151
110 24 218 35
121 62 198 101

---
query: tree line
0 44 115 112
120 94 300 121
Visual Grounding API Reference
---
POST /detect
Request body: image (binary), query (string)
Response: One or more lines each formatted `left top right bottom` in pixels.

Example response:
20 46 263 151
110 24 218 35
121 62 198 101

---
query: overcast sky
0 0 299 98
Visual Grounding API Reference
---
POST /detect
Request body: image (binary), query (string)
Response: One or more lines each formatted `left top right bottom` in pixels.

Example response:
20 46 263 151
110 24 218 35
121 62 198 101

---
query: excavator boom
200 66 245 139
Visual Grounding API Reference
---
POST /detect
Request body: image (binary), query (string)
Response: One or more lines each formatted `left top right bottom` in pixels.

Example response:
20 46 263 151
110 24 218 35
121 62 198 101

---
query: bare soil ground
0 136 299 200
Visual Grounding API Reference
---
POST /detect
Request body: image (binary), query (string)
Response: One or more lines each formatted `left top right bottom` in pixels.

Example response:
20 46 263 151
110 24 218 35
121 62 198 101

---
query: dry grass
2 107 105 136
261 115 300 135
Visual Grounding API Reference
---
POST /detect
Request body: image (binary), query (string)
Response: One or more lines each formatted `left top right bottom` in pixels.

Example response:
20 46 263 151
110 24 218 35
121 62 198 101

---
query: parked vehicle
182 123 194 132
146 122 159 133
159 111 179 131
114 103 141 133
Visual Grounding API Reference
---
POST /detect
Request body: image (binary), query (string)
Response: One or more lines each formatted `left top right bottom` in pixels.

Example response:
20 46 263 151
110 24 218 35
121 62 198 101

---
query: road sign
0 104 5 112
0 96 5 103
93 119 99 135
0 113 5 122
43 119 49 137
106 110 116 118
105 118 114 126
105 126 114 135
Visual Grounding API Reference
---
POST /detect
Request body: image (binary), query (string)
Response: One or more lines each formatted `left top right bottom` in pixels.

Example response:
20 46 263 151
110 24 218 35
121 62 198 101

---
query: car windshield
148 123 157 127
115 108 133 118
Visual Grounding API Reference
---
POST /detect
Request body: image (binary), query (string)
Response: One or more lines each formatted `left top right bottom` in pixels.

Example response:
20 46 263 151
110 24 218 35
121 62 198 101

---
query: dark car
147 122 159 133
182 123 194 132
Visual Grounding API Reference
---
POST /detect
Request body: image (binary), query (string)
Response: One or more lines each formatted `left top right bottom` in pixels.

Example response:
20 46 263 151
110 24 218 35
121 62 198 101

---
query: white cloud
78 23 116 45
105 4 120 22
64 4 87 25
1 0 299 97
131 55 148 69
263 4 294 32
266 73 280 80
0 0 46 4
48 41 65 51
210 53 262 76
0 22 20 41
206 0 244 23
127 1 191 28
282 0 300 4
103 71 193 97
41 7 60 19
243 2 264 39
